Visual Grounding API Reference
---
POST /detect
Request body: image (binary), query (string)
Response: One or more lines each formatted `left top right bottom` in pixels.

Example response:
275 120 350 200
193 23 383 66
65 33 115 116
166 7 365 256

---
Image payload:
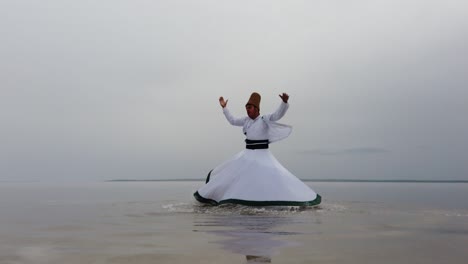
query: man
219 92 289 119
194 92 321 206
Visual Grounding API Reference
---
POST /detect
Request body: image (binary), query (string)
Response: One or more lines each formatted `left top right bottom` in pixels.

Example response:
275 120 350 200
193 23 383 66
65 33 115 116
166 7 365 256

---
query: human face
246 104 260 119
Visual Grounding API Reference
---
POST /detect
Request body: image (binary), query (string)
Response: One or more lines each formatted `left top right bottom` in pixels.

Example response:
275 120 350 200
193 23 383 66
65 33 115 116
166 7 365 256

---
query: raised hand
279 93 289 103
219 96 228 108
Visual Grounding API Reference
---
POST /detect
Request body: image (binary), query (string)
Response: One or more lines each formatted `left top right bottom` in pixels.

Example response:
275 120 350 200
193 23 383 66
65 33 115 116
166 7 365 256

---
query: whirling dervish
194 92 321 206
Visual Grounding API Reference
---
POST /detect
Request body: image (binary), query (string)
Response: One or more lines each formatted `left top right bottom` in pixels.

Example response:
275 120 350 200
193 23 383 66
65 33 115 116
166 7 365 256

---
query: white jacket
222 102 292 143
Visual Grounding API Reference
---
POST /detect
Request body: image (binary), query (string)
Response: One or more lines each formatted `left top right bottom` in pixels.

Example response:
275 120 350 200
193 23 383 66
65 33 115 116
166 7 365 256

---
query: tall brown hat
246 92 261 110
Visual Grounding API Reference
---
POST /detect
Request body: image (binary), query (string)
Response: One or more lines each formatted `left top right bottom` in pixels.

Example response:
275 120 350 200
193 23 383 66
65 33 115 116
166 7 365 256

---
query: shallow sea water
0 181 467 263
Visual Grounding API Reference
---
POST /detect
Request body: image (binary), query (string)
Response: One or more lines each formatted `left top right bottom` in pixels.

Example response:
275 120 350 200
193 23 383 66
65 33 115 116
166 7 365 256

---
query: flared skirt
194 149 321 206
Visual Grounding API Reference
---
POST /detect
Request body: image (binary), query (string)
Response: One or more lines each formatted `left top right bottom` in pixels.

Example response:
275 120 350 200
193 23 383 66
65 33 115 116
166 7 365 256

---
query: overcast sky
1 0 467 182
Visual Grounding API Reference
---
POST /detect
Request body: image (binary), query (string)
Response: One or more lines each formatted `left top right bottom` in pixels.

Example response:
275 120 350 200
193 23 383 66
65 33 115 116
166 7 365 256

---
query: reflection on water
246 255 271 263
193 204 320 263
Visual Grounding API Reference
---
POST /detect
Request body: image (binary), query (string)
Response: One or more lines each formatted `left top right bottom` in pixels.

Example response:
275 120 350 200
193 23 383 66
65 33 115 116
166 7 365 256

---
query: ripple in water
160 201 350 216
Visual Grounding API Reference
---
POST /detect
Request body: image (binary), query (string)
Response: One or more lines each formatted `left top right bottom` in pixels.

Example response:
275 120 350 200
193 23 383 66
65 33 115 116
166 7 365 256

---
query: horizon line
107 179 468 183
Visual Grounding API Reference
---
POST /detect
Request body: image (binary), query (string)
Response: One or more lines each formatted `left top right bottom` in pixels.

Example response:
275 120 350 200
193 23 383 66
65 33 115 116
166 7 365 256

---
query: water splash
160 200 331 217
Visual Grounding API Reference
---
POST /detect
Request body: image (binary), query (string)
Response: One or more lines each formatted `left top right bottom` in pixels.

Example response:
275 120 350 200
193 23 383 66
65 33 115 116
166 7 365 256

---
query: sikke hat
246 92 261 110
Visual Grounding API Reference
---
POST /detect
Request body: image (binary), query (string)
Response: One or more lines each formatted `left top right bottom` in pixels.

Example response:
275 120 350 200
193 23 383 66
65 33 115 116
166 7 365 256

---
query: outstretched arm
265 93 290 122
219 96 246 126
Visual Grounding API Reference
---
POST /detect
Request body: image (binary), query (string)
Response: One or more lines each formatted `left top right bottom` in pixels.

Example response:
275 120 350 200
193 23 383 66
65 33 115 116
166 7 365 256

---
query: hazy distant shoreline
107 179 468 183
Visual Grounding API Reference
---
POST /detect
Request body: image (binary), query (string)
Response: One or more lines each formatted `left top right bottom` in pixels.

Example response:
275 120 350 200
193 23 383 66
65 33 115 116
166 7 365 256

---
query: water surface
1 181 467 263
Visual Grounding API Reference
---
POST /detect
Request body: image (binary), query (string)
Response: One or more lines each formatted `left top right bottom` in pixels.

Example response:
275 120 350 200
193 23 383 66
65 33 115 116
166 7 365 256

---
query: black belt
245 139 269 149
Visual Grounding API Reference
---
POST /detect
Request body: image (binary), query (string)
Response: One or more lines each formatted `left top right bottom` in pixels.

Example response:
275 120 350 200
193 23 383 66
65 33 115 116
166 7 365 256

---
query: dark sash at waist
245 139 269 149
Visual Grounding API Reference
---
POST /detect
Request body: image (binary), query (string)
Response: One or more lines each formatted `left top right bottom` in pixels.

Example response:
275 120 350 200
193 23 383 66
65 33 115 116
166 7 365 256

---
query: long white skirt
194 149 321 206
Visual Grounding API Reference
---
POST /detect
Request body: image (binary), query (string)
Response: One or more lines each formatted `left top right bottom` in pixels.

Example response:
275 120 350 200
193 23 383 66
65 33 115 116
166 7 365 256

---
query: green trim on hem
193 191 218 205
194 191 321 207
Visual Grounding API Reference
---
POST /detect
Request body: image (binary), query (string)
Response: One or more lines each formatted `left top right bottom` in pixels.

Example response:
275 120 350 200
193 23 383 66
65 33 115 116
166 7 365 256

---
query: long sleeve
223 107 247 126
264 102 289 122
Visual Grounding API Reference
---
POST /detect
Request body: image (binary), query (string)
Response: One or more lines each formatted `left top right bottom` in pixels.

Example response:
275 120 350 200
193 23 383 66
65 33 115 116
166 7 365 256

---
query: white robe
223 102 292 143
194 102 321 206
